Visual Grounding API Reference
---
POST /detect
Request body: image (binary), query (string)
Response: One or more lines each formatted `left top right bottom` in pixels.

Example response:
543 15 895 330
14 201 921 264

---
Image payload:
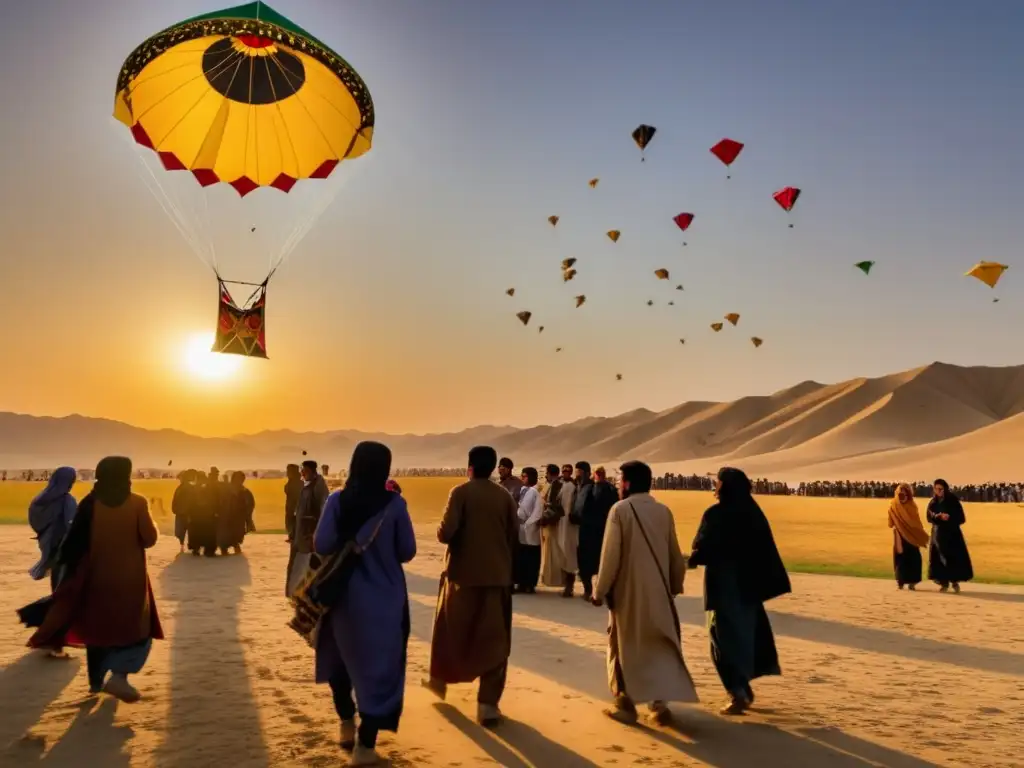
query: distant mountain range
2 361 1022 482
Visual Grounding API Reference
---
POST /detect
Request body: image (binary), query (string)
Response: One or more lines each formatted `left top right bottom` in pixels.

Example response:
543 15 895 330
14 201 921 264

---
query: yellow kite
588 178 599 188
607 230 621 243
965 261 1008 289
654 268 670 280
725 313 740 326
548 215 560 227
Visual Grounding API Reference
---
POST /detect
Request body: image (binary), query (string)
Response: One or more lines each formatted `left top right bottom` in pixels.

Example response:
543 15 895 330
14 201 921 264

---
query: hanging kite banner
213 279 268 358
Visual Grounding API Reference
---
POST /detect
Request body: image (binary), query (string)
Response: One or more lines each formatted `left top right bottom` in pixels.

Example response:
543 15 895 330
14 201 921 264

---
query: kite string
117 126 214 268
268 174 348 276
133 150 210 267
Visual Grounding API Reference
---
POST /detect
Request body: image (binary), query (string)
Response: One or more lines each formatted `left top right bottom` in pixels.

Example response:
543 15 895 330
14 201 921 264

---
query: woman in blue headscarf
28 467 78 590
27 467 78 658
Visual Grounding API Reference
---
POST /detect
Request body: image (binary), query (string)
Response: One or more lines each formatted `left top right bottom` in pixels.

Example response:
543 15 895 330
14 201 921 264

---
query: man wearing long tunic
538 464 566 588
556 464 579 597
286 460 329 597
423 446 519 727
592 460 698 725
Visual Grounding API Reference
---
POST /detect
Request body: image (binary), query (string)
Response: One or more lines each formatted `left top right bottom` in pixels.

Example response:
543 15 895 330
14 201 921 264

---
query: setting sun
182 332 243 382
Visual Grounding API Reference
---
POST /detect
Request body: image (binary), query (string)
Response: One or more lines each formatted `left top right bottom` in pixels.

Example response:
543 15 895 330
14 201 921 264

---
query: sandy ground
1 526 1022 768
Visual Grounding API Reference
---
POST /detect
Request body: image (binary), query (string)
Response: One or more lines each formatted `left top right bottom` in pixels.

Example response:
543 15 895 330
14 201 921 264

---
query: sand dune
2 362 1022 482
2 527 1022 767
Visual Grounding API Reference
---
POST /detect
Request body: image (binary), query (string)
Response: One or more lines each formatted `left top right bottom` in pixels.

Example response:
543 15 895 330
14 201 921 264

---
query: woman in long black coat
689 467 791 715
926 479 973 592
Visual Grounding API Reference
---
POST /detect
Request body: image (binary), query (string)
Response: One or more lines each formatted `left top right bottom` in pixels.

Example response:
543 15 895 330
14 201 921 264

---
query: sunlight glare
182 332 243 382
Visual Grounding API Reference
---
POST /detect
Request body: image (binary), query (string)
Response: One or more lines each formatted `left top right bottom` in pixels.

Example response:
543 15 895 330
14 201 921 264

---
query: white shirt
517 486 544 546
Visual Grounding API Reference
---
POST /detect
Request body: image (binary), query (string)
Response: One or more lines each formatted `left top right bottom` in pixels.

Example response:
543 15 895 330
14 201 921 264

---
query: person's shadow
154 553 270 767
0 652 80 761
433 703 600 767
35 697 133 766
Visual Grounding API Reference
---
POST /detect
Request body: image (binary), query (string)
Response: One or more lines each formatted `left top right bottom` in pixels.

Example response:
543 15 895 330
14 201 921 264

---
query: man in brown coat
285 460 330 596
423 446 519 726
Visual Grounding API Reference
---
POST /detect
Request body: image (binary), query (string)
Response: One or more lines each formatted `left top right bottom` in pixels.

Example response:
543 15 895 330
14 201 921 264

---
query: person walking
422 446 519 726
27 466 78 658
927 479 974 593
591 461 698 725
887 483 929 590
313 442 416 766
26 457 163 702
689 467 791 715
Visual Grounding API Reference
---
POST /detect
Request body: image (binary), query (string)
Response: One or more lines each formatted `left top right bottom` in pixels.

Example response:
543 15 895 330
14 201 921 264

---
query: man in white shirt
513 467 543 594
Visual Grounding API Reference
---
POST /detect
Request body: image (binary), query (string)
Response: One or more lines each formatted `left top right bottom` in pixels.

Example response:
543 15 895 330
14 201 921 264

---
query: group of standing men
497 459 619 600
171 466 256 557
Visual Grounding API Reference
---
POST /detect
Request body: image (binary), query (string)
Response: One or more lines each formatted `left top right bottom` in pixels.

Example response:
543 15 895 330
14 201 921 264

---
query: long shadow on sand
433 703 600 767
403 573 1021 677
0 652 81 760
952 590 1024 604
404 591 940 768
38 697 133 767
154 554 270 768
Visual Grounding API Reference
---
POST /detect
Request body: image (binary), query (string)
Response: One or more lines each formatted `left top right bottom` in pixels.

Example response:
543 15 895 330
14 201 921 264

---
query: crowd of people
170 467 257 556
283 446 793 764
653 473 1024 502
13 446 984 766
794 479 1024 503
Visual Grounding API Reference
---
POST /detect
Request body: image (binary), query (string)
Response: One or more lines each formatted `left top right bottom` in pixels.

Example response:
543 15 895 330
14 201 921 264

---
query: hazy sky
1 1 1021 437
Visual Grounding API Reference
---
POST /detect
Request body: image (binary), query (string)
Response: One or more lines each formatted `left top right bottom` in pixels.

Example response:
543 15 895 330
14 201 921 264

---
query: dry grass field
2 477 1021 583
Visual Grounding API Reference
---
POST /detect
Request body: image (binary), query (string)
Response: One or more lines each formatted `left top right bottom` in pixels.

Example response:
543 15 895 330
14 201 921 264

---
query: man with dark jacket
285 460 329 597
574 461 619 600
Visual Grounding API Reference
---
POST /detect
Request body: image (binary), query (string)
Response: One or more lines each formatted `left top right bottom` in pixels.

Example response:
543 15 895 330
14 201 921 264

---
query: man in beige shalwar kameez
423 446 519 726
592 460 699 725
556 464 580 597
539 465 566 587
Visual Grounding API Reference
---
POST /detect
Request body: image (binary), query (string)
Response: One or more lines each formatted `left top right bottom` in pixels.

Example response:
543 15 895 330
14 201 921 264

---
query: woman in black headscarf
927 479 974 592
311 441 416 764
24 456 163 701
688 467 791 715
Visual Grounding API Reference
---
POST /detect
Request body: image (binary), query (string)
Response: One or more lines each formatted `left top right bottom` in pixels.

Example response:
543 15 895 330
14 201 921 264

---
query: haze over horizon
1 1 1021 438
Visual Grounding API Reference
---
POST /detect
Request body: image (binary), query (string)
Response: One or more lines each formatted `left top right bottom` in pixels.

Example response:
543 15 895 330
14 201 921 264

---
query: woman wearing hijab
313 441 416 766
26 457 163 702
28 467 78 590
689 467 791 715
27 467 78 657
887 483 929 590
927 479 974 593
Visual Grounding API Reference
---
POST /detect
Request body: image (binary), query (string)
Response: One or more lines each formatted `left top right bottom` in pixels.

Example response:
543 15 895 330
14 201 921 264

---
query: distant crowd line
652 474 1024 503
6 467 1022 504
